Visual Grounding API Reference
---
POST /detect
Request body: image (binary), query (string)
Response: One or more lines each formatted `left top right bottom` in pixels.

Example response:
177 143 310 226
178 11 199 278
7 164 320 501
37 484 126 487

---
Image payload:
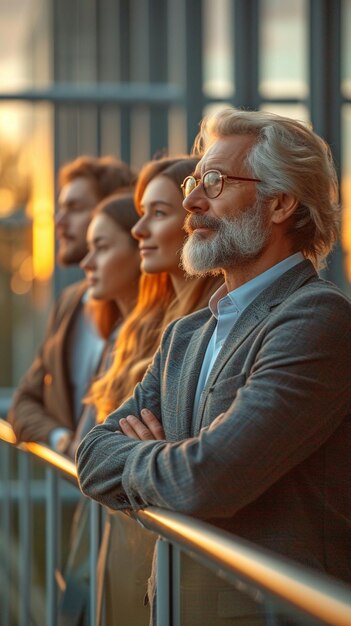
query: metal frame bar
184 0 204 151
233 0 260 110
46 467 59 626
19 451 32 626
0 84 183 104
309 0 346 289
0 442 11 626
149 0 169 156
89 500 100 626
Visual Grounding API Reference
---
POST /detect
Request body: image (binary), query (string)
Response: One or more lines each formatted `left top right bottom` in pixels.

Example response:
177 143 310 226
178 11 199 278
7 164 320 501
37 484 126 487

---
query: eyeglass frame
181 169 262 199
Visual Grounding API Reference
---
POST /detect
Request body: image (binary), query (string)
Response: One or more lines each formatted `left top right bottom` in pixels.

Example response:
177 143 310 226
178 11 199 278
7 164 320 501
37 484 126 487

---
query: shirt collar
209 252 304 319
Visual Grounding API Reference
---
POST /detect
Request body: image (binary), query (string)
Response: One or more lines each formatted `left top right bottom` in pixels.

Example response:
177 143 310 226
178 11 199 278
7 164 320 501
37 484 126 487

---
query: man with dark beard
9 155 136 453
77 109 351 624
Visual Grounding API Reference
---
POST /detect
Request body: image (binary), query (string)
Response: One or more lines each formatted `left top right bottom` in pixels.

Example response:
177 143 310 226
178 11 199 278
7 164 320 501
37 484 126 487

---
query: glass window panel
168 107 187 155
203 101 233 118
203 0 234 98
0 102 54 387
259 0 308 98
168 0 186 86
341 105 351 291
342 0 351 97
0 0 51 90
260 103 310 122
131 108 150 170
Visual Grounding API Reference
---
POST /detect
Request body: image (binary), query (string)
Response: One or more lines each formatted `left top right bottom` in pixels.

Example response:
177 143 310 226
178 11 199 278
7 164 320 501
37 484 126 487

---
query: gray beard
181 200 272 276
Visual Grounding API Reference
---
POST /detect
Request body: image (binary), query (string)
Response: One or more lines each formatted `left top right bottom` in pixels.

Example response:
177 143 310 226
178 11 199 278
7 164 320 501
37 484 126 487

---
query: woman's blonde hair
87 156 222 421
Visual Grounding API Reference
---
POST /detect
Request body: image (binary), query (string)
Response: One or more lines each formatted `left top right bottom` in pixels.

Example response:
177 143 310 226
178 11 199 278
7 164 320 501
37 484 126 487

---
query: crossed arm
77 288 351 518
118 408 165 441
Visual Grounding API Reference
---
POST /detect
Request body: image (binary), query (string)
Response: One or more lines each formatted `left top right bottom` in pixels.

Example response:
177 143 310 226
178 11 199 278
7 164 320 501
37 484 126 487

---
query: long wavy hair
87 156 223 421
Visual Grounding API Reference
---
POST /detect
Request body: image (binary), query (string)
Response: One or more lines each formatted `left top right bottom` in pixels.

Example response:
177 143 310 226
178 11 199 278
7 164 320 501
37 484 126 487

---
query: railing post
156 538 171 626
19 451 31 626
46 466 59 626
155 537 181 626
89 499 100 626
1 443 11 626
171 544 181 626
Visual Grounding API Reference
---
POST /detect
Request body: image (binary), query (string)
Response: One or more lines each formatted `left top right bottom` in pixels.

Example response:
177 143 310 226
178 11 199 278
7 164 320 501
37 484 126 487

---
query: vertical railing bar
156 538 172 626
46 467 58 626
171 545 181 626
90 499 100 626
19 451 32 626
1 443 11 626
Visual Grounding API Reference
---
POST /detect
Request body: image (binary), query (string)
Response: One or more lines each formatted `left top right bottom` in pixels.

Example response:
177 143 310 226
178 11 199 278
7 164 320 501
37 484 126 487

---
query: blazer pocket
206 373 247 413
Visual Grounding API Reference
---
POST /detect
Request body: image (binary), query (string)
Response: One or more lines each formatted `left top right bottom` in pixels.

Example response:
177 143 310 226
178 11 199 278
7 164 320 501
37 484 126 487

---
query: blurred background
0 0 350 408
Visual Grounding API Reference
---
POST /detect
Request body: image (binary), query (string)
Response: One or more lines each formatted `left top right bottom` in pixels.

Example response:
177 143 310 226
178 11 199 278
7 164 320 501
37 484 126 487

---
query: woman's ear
269 193 299 224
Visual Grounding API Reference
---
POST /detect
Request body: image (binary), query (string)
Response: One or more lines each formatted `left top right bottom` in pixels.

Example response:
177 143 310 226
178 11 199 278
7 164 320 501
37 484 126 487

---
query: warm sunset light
25 112 55 282
342 176 351 282
31 199 54 280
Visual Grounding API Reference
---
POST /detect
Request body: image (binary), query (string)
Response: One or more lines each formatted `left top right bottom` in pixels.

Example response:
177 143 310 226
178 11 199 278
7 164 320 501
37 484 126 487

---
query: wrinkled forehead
195 134 257 176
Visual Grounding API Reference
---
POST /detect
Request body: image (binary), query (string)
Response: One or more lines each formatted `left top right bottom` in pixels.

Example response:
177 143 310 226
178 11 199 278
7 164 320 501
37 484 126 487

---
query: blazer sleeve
76 321 172 509
8 289 76 444
77 287 351 517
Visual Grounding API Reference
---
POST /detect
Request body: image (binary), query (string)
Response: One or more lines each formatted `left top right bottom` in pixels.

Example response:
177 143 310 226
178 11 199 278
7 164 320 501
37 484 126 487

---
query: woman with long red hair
84 156 222 626
89 156 222 423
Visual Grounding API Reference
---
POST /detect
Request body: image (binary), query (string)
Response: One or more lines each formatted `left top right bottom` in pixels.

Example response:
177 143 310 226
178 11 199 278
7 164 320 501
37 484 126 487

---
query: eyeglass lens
183 171 222 199
183 177 196 198
203 171 222 198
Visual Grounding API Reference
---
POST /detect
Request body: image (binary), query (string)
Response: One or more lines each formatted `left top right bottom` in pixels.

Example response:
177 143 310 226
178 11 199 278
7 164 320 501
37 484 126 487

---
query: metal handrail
137 508 351 626
0 418 76 480
0 83 183 104
1 417 351 626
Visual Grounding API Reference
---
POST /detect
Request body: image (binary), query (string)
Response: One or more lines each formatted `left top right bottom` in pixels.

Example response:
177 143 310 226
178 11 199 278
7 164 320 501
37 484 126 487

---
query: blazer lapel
197 260 318 418
52 283 86 425
175 312 217 438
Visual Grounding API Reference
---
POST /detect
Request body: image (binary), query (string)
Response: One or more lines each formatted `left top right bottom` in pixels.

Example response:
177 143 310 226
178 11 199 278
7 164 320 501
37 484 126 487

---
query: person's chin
141 261 158 274
88 288 103 300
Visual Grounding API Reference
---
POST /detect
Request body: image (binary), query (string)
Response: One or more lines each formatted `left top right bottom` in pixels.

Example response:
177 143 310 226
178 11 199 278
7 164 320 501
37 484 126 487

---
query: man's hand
117 408 165 441
208 412 226 430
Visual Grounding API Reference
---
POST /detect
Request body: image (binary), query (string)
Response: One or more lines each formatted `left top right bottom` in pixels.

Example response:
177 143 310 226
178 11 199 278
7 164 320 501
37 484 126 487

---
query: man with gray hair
77 109 351 621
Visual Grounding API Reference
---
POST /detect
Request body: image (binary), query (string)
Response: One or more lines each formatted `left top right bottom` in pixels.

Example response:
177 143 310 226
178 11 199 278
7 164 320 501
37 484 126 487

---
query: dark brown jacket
9 281 87 443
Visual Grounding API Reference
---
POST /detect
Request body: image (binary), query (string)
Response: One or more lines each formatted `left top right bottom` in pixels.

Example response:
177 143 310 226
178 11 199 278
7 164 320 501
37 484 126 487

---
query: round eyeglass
181 169 262 200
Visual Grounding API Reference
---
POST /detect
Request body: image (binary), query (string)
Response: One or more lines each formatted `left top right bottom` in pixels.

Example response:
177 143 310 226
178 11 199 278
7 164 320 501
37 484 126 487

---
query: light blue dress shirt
50 292 105 450
192 252 304 420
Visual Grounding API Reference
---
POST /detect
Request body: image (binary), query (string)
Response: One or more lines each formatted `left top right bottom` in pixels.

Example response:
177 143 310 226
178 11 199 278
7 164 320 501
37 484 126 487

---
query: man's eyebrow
60 199 90 209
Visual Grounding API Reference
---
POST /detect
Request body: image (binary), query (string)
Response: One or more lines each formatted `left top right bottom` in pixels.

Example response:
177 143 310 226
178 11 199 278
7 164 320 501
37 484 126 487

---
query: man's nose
182 188 208 214
55 209 68 227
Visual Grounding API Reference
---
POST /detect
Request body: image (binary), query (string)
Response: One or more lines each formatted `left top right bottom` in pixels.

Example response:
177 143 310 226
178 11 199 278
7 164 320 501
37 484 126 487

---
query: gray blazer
77 260 351 585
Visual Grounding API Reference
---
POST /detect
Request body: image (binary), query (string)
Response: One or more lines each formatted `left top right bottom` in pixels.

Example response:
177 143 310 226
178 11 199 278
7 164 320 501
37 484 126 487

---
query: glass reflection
203 0 234 98
342 0 351 96
259 0 308 98
341 105 351 287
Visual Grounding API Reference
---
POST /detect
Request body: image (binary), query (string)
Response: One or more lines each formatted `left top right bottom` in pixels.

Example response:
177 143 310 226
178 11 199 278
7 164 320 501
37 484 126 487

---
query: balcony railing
1 416 351 626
